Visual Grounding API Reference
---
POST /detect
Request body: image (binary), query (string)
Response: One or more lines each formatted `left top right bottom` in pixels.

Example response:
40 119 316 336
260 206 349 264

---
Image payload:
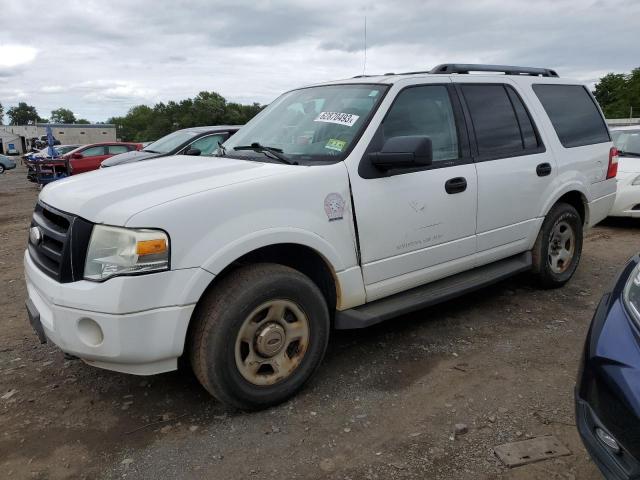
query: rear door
454 79 556 257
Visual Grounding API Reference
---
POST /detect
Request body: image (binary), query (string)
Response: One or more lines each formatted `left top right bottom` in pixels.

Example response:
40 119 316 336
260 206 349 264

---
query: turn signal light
607 147 619 179
136 239 168 256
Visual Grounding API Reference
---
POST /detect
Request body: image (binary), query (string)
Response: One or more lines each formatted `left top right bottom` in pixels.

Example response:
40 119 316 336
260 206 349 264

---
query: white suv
24 64 617 409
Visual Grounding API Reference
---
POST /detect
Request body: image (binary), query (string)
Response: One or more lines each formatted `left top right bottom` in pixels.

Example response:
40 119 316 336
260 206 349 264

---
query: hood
100 149 160 167
40 155 291 225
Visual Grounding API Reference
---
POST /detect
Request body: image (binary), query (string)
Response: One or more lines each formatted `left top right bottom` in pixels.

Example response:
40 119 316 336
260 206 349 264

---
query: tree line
593 67 640 119
107 91 263 142
0 91 263 142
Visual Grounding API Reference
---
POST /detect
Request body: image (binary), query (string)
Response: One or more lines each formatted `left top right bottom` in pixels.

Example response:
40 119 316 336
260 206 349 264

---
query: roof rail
429 63 559 77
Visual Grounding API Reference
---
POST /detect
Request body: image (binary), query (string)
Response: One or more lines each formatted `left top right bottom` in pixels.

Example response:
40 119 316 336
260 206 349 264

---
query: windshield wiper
233 142 297 165
618 150 640 158
143 149 160 153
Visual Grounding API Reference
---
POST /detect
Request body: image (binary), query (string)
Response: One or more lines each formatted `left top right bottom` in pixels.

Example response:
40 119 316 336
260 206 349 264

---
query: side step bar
334 252 532 330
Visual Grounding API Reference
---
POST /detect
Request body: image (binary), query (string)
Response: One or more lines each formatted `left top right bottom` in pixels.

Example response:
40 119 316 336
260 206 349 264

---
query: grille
28 202 93 283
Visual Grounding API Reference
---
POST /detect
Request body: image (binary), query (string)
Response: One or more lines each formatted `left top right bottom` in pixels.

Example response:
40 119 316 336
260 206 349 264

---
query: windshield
144 130 198 154
612 129 640 156
223 84 388 163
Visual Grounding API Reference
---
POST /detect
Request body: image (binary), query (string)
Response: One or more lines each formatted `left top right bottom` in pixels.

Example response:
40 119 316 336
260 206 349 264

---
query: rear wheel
0 164 5 174
532 202 583 288
188 263 330 410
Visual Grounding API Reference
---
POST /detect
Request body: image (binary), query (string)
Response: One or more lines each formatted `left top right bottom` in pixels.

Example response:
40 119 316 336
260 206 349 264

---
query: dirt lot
1 163 638 479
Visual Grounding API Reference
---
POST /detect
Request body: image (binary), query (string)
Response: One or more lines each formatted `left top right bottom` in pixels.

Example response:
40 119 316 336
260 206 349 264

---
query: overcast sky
0 0 638 123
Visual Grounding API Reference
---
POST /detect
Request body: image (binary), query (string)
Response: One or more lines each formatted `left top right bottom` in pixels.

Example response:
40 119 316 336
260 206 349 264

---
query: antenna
362 16 367 76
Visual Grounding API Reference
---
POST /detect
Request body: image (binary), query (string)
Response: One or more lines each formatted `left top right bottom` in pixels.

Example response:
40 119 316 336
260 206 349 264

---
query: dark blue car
576 254 640 479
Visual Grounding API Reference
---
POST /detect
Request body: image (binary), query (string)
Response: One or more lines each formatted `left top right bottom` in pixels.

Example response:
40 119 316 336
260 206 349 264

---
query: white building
0 123 117 154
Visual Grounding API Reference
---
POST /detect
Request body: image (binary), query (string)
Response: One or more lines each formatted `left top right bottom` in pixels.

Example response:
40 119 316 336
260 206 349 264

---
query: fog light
595 427 621 454
77 318 104 347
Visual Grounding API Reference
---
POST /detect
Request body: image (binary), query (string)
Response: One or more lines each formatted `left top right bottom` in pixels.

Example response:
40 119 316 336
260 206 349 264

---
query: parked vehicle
0 155 16 173
576 254 640 479
63 142 143 174
24 64 617 410
100 126 240 168
610 127 640 218
26 144 80 161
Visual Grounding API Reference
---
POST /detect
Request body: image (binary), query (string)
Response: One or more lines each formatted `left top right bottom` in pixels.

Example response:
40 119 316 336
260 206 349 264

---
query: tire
0 165 5 174
532 202 583 289
188 263 330 410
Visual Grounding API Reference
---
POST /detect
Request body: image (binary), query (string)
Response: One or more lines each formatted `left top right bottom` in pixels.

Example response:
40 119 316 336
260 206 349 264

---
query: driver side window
383 86 460 163
189 134 226 156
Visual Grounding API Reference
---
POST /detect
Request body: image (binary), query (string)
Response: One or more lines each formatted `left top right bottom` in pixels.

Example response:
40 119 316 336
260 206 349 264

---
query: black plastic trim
335 252 532 329
430 63 559 77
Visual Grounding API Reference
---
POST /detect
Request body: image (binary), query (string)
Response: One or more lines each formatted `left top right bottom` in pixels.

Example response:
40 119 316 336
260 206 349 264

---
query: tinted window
383 86 459 163
108 145 129 154
533 84 609 148
81 146 105 156
462 85 522 157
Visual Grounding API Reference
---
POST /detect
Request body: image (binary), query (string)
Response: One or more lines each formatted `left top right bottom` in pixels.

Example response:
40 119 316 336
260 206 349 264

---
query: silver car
0 155 17 174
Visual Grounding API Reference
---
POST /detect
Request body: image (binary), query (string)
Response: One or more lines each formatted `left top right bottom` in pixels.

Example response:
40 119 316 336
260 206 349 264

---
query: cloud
0 44 38 78
0 0 637 122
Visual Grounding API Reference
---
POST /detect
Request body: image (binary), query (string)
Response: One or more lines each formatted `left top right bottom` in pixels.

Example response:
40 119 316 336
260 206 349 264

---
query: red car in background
64 142 143 174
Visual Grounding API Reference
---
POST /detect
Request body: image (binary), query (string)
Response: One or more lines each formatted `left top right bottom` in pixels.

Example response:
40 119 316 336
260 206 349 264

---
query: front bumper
24 250 213 375
575 255 640 479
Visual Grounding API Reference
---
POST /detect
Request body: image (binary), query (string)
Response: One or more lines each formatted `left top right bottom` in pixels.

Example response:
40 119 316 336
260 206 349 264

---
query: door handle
445 177 467 194
536 162 552 177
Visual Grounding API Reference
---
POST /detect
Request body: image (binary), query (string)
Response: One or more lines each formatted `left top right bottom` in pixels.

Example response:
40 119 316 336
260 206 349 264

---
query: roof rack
429 63 559 77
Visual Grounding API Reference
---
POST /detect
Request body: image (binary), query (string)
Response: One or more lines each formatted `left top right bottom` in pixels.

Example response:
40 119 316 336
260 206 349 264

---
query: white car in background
610 126 640 218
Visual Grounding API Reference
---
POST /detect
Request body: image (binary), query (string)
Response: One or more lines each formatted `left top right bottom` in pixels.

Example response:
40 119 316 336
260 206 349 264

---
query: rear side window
108 145 129 154
533 84 610 148
461 84 540 158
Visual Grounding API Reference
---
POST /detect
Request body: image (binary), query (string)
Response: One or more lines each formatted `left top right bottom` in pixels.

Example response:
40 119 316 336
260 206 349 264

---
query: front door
347 83 478 301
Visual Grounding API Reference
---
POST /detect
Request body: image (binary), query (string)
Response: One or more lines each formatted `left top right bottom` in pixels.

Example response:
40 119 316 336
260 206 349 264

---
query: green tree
6 102 41 125
0 101 4 125
107 92 264 142
75 118 91 124
594 68 640 118
50 107 76 124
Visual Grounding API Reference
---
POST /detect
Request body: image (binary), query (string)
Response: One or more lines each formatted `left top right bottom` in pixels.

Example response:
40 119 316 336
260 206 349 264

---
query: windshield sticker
325 138 347 152
324 193 345 221
314 112 360 127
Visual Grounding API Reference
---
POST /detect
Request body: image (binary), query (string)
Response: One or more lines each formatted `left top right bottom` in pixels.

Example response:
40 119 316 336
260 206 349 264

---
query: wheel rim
547 220 575 274
235 299 310 386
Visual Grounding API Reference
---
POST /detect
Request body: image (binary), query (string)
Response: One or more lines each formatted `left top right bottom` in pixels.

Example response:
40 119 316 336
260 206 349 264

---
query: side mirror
369 136 433 170
71 152 83 160
184 148 201 156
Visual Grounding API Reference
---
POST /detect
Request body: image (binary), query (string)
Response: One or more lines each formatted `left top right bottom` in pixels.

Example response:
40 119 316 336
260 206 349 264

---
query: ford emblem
29 226 43 245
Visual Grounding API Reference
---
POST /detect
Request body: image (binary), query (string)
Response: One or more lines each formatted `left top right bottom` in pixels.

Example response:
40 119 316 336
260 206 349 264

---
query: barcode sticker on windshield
314 112 360 127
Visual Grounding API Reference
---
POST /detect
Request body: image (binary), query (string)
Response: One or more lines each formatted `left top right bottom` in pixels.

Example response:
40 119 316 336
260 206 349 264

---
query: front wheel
188 263 330 410
532 202 583 288
0 165 5 174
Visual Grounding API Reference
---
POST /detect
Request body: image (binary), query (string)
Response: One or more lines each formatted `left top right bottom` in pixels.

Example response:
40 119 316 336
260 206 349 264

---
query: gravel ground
1 163 638 479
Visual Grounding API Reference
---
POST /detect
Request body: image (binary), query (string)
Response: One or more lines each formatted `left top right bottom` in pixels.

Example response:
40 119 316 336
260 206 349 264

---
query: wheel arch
542 186 589 226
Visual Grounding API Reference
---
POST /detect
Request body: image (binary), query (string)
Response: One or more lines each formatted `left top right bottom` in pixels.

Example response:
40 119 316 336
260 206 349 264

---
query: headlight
84 225 169 281
632 175 640 186
624 263 640 324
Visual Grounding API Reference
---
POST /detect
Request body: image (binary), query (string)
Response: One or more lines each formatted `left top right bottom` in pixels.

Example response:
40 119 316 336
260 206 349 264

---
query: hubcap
235 299 310 386
548 220 575 274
